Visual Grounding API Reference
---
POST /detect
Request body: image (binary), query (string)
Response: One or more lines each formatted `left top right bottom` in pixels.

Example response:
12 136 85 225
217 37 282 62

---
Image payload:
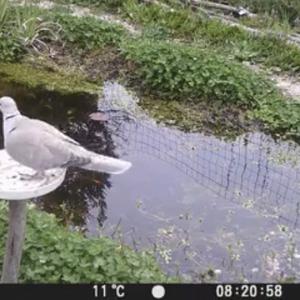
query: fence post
1 201 27 283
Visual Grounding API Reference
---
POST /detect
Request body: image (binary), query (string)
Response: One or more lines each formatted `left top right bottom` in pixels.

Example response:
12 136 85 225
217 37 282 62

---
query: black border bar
0 283 298 300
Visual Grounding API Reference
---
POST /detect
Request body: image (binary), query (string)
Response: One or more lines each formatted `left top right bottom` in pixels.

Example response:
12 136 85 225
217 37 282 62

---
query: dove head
0 97 20 117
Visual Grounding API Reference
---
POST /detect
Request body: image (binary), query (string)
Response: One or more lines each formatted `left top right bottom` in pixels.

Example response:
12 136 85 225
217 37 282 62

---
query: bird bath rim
0 150 66 200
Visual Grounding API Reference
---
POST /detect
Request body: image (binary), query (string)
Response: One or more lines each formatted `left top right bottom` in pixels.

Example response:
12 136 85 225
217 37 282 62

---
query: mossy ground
141 97 255 139
0 62 100 95
1 1 300 138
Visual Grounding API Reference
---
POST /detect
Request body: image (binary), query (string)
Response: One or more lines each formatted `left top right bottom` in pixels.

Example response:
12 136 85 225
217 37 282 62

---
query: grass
0 2 127 60
55 0 124 12
0 0 9 30
160 0 300 29
46 0 300 74
0 0 299 139
222 0 300 26
13 6 62 53
0 4 61 60
119 1 300 74
122 0 204 39
240 15 293 33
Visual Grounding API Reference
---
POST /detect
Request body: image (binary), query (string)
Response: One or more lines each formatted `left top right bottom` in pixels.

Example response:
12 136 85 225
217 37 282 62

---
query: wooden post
1 201 27 283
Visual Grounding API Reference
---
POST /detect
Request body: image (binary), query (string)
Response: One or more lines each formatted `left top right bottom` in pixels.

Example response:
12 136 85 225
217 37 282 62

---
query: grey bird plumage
0 96 132 175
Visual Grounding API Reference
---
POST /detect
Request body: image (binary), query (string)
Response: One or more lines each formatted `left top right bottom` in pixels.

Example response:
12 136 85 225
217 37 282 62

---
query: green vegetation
53 14 126 51
225 0 300 26
0 0 300 283
0 1 24 62
0 202 171 283
0 3 59 61
0 0 9 29
12 5 62 52
123 0 203 39
160 0 300 28
0 2 126 61
119 1 300 73
254 98 300 138
0 63 99 94
55 0 124 11
140 97 244 137
121 38 280 105
55 0 300 74
0 35 24 62
2 0 298 72
121 38 300 138
0 0 299 137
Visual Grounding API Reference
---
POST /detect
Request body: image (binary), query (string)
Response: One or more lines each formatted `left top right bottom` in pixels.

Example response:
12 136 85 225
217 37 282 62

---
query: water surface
1 81 300 282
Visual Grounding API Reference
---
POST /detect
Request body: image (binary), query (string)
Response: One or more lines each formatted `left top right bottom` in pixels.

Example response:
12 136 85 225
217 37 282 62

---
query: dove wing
29 118 80 146
5 117 90 170
5 115 131 174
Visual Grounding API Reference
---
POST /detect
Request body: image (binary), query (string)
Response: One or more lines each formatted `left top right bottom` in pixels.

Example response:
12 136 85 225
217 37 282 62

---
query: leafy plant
53 14 126 50
55 0 300 74
0 202 173 283
13 6 62 53
253 98 300 139
121 38 280 106
0 35 24 62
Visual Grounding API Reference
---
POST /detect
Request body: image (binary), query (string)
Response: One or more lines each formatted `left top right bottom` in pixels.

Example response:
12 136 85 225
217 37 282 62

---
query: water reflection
103 109 300 230
0 81 114 227
1 81 300 281
96 113 300 281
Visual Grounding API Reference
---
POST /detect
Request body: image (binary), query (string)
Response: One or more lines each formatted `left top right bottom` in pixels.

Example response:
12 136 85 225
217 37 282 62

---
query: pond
0 81 300 282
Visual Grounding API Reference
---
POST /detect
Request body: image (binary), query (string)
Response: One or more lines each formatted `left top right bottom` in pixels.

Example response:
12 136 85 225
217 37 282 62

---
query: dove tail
82 152 132 175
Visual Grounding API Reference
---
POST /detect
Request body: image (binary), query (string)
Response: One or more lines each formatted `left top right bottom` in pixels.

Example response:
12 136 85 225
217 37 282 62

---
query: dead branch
189 0 256 17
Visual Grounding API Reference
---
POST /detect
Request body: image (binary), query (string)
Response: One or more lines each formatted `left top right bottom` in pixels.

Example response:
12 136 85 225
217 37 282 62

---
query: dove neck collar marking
5 114 19 120
8 127 16 134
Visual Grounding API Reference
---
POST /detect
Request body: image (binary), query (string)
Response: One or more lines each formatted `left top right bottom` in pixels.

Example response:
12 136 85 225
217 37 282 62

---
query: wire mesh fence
98 82 300 231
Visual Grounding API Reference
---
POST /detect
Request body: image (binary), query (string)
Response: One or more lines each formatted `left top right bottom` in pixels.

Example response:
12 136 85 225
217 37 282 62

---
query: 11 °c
93 284 126 298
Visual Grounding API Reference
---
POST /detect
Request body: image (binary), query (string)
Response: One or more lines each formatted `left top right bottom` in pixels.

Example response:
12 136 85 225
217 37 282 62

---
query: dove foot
18 171 46 181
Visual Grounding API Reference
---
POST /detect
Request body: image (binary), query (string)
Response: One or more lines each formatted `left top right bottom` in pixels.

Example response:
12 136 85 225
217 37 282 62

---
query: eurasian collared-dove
0 96 132 177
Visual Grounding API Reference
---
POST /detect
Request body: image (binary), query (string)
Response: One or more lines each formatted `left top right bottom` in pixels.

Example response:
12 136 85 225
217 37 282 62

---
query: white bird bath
0 150 66 283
